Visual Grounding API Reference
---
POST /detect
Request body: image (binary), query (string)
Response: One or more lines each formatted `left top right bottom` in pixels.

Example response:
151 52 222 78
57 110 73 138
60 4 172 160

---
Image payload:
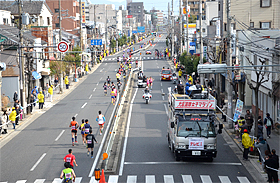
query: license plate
192 151 201 155
163 78 166 79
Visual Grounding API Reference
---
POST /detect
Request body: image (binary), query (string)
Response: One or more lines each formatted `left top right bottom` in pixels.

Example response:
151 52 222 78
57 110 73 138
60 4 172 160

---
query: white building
0 10 12 26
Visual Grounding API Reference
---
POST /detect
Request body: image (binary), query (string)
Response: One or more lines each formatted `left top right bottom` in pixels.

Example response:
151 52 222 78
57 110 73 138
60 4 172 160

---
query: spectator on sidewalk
240 117 248 140
31 86 39 96
2 111 8 134
245 110 254 133
264 113 274 138
48 85 54 102
255 137 270 165
65 76 69 89
14 99 19 108
271 149 279 171
178 69 182 78
9 107 16 129
265 154 279 183
15 105 20 125
54 77 59 87
13 91 18 102
257 117 264 139
242 129 253 161
38 91 44 109
45 83 49 98
30 94 35 113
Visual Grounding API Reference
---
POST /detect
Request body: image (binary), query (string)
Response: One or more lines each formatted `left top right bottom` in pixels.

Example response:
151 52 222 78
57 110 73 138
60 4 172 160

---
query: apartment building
186 0 205 17
127 2 144 26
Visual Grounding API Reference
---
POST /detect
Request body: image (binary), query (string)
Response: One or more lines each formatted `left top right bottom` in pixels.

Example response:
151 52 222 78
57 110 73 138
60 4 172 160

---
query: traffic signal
0 62 6 71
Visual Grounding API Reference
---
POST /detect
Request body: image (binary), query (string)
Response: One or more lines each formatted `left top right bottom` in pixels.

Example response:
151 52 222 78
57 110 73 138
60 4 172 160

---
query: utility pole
0 46 3 111
179 0 182 54
59 0 63 93
171 0 174 58
80 0 83 50
94 5 96 38
199 0 204 85
168 2 170 41
105 5 107 51
185 0 189 54
226 0 233 128
18 0 25 113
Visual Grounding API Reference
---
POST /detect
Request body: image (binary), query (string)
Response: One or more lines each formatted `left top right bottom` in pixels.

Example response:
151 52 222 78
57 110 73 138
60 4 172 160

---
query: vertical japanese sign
233 99 244 122
81 2 85 26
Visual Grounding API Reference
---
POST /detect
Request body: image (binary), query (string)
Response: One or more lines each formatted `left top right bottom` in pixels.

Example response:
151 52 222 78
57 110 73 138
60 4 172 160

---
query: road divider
30 153 46 171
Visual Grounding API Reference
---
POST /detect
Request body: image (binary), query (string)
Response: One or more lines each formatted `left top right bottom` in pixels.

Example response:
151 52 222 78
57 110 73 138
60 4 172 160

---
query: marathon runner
60 162 76 183
84 119 92 139
86 129 98 158
103 82 107 96
69 117 79 146
63 149 78 169
79 119 85 145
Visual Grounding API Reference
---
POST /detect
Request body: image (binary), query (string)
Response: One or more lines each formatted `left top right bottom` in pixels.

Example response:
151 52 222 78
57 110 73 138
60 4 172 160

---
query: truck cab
167 89 223 161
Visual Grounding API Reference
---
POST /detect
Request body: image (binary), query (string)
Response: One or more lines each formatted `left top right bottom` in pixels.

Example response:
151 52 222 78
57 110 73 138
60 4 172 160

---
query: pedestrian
245 110 254 133
86 129 98 158
48 85 54 102
2 111 8 134
32 90 37 107
178 69 182 78
9 107 17 129
31 86 39 95
54 77 59 87
264 154 279 183
96 111 105 135
242 129 253 161
45 83 49 98
38 91 44 109
264 113 274 138
30 94 35 112
60 162 76 183
271 149 279 171
65 76 69 89
240 119 248 140
13 91 18 102
234 121 239 138
63 149 78 169
254 137 270 165
15 105 20 125
111 88 115 104
257 117 264 139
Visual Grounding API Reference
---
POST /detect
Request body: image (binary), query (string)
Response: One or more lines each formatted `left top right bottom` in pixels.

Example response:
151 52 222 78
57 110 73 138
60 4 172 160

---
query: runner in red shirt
63 149 78 169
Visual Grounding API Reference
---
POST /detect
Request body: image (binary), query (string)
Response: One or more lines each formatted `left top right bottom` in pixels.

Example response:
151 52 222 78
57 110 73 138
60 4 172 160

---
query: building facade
127 2 144 26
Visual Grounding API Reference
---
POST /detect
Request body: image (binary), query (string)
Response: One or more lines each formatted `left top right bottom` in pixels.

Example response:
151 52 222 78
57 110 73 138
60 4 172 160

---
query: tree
188 15 197 23
110 38 116 49
244 56 270 138
179 51 201 74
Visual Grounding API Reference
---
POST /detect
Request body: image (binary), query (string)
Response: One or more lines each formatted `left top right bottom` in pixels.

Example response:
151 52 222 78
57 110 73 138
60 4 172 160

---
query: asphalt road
0 37 152 183
115 39 256 183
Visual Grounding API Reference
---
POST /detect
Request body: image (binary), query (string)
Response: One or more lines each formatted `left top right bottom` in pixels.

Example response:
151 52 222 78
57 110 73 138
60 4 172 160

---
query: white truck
167 88 223 161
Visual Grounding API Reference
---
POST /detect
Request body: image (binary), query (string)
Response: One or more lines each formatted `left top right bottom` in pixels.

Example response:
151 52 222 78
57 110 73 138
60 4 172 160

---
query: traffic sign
91 39 102 46
58 41 69 52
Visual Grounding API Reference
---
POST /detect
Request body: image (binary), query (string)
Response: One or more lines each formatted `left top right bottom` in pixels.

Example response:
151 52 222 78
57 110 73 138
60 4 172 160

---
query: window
260 22 271 28
138 10 141 13
231 23 236 30
55 23 59 28
250 22 254 28
202 28 205 32
97 16 101 19
55 9 59 13
260 0 271 7
218 2 221 11
224 23 227 31
138 6 141 9
47 17 50 26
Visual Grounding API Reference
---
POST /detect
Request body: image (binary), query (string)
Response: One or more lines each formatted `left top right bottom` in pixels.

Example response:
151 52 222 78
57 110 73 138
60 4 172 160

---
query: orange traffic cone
99 169 106 183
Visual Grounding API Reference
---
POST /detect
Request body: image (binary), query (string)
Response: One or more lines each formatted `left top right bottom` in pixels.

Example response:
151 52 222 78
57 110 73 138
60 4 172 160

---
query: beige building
186 0 205 16
229 0 280 29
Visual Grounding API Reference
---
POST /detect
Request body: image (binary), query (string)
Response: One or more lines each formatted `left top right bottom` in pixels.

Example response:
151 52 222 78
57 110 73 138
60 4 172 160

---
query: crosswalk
104 57 165 61
0 174 251 183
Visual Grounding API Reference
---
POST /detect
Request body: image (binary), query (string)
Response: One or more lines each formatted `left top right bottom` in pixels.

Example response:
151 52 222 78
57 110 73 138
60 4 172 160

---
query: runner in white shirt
96 111 105 135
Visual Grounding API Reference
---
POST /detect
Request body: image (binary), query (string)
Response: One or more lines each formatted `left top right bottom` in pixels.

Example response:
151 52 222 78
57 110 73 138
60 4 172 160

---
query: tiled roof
0 1 45 15
0 50 19 77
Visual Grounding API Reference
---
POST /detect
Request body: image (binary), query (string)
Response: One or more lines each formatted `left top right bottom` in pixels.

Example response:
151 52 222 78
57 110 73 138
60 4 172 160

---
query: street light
197 64 227 74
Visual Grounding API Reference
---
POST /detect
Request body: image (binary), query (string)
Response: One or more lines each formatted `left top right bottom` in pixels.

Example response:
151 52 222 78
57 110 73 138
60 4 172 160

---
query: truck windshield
177 121 216 137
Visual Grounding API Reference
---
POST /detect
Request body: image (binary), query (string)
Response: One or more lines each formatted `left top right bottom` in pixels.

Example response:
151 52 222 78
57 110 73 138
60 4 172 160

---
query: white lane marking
81 102 87 109
100 68 104 72
161 89 164 93
182 175 194 183
89 177 99 183
89 94 92 99
16 181 27 183
127 176 137 183
93 88 96 92
164 175 174 183
164 104 168 116
237 177 250 183
157 66 159 68
115 69 117 71
219 176 231 183
146 175 155 183
100 77 103 80
161 83 162 87
34 179 45 183
52 178 62 183
97 82 99 86
55 130 65 141
119 87 138 176
74 113 78 118
162 96 165 100
75 177 83 183
105 63 107 65
30 153 47 171
108 175 118 183
124 161 242 165
200 175 212 183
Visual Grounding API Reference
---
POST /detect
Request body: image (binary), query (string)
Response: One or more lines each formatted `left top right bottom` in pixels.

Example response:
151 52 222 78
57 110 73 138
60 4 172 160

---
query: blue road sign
137 26 145 33
132 30 138 34
91 39 102 45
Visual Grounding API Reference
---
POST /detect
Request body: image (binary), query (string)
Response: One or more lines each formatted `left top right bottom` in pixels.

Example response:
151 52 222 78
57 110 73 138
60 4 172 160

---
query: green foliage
179 52 200 74
166 39 169 47
118 35 127 47
72 46 81 66
110 38 116 49
188 15 197 23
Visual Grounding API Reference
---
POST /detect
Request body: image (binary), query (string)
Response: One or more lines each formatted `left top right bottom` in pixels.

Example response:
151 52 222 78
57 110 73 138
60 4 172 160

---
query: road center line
161 83 162 87
119 87 138 176
96 82 99 86
93 88 96 92
89 94 92 99
81 102 87 109
30 153 47 171
74 113 78 117
55 130 65 141
164 104 168 116
100 77 103 80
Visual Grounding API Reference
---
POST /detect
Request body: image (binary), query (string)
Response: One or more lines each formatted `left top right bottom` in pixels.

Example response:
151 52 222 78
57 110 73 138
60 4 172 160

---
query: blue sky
89 0 180 15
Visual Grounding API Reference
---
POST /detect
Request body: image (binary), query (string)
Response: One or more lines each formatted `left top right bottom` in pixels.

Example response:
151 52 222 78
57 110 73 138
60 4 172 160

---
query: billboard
137 26 145 33
81 2 85 26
